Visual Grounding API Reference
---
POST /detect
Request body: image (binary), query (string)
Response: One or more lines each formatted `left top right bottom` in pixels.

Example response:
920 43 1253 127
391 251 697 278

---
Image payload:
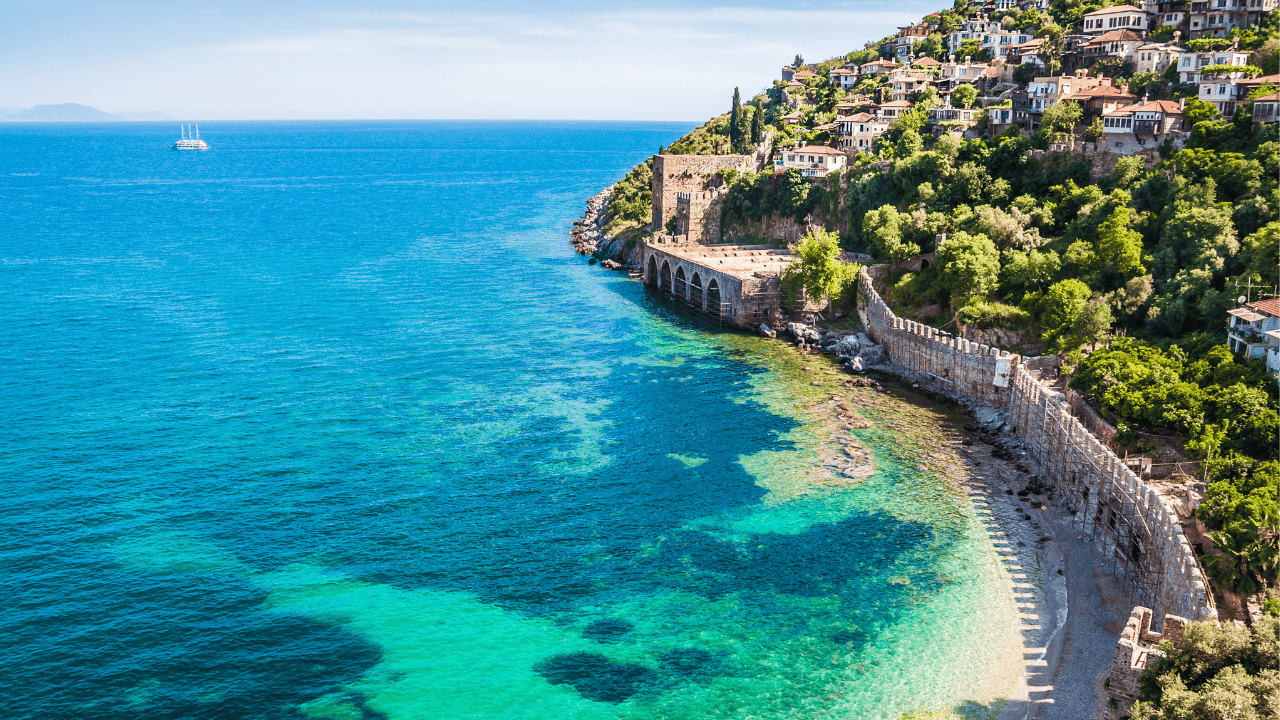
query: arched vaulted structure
706 279 721 317
639 241 792 328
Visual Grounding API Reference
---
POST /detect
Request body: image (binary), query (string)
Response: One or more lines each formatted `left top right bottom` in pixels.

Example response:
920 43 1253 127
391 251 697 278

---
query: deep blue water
0 122 1020 720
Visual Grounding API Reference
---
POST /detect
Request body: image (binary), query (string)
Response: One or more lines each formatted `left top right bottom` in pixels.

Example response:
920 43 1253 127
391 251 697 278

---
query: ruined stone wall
857 268 1213 623
1103 607 1188 719
675 190 725 244
722 214 808 244
652 154 754 231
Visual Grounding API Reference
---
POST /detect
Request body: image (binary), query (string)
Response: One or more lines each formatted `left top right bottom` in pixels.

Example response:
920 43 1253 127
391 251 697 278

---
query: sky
0 1 932 120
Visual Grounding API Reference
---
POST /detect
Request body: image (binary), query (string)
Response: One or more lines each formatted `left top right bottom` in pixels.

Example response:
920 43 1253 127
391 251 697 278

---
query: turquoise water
0 122 1020 719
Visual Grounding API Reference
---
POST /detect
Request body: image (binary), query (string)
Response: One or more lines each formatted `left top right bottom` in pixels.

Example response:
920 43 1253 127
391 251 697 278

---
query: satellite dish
1238 296 1248 305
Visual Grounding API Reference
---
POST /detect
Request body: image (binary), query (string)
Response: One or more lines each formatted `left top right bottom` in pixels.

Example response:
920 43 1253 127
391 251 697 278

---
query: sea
0 121 1023 720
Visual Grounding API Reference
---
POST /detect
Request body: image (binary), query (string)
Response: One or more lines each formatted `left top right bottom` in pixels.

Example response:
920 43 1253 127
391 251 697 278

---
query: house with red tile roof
1227 298 1280 376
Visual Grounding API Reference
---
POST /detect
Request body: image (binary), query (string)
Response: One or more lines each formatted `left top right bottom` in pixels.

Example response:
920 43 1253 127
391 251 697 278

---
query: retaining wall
858 268 1213 622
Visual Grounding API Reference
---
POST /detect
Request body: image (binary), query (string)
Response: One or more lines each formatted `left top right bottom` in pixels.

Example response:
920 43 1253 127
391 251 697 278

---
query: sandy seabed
787 353 1126 720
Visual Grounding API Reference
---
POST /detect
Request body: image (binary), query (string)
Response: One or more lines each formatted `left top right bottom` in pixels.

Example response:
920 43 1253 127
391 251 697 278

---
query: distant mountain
1 103 174 122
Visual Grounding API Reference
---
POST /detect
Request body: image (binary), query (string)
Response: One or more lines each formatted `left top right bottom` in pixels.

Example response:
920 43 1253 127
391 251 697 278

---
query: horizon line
0 118 710 124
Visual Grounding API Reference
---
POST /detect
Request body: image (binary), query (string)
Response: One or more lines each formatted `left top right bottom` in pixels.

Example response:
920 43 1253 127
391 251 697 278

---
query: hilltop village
573 1 1280 717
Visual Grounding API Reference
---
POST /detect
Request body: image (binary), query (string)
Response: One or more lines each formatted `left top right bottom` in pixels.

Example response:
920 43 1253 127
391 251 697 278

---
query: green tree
1039 278 1092 345
1037 100 1082 142
951 83 977 108
1131 616 1280 720
935 231 1000 304
793 54 805 68
1096 205 1145 277
1072 295 1114 348
750 101 762 145
862 205 922 262
1183 97 1221 127
729 87 743 152
781 227 858 319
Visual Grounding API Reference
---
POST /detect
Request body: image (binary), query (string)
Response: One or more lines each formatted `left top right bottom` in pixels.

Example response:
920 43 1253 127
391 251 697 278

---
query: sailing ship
172 124 208 150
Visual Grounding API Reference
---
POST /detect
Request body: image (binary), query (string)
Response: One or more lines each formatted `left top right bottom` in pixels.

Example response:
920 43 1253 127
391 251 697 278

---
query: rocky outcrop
779 323 886 371
570 186 644 267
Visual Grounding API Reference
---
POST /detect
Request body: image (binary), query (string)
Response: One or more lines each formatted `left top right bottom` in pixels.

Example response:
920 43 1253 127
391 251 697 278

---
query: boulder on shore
857 344 886 366
835 335 861 357
786 322 821 345
759 323 776 338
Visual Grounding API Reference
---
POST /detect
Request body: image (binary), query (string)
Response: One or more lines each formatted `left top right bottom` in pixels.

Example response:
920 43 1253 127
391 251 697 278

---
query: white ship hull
172 124 208 150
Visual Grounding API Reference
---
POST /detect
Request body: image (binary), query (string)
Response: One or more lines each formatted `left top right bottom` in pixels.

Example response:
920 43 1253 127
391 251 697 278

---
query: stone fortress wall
1102 606 1188 719
651 135 773 243
857 267 1213 623
651 154 751 233
674 190 725 244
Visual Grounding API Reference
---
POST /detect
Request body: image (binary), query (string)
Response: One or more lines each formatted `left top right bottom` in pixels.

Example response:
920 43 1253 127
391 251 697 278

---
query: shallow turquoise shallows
0 122 1018 720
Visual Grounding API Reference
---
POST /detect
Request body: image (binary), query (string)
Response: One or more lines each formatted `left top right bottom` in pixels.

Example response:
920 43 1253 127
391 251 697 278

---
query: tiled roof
1252 93 1280 102
1087 29 1144 44
1084 4 1144 14
1064 85 1136 100
788 145 845 155
794 70 818 78
913 57 942 66
1130 99 1183 114
1248 298 1280 317
848 112 876 121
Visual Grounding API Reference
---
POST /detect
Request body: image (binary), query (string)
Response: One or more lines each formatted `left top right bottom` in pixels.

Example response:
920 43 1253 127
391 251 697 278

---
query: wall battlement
1103 607 1188 719
857 268 1212 623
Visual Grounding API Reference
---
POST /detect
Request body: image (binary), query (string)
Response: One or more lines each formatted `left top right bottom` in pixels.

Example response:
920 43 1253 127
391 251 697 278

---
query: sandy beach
792 353 1131 720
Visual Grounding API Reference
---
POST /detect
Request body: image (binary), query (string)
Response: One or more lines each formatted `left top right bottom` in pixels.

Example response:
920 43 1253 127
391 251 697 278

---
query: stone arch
647 255 657 286
674 266 687 298
706 278 721 316
690 273 704 310
660 261 672 295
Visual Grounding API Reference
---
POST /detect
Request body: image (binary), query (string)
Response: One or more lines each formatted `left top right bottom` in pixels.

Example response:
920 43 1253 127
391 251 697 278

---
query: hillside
2 103 174 122
585 2 1280 714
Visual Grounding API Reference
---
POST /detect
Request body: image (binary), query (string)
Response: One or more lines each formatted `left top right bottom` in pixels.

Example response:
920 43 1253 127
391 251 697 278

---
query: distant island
0 103 174 122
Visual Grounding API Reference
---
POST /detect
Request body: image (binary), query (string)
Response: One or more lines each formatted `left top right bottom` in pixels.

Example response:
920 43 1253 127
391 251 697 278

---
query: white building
1026 72 1107 119
776 145 848 177
1189 0 1256 37
1082 5 1150 35
1134 42 1183 74
859 59 899 77
830 67 859 91
835 112 890 152
1176 49 1249 84
1199 67 1254 116
947 16 1033 59
1253 92 1280 124
1227 299 1280 377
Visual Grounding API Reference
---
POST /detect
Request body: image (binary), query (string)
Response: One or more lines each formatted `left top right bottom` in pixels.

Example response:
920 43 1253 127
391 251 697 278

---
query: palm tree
1203 529 1261 597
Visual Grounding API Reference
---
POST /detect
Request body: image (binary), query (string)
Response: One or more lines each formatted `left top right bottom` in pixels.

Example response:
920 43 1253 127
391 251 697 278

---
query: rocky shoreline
569 198 1120 719
569 186 641 268
789 346 1112 720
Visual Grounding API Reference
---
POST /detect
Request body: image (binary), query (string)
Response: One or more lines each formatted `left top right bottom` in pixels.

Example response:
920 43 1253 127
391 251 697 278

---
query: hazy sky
0 1 930 120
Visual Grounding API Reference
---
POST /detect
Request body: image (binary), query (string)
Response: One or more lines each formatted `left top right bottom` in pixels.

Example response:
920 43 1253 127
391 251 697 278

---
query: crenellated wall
1102 607 1188 719
674 190 725 243
857 268 1213 622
